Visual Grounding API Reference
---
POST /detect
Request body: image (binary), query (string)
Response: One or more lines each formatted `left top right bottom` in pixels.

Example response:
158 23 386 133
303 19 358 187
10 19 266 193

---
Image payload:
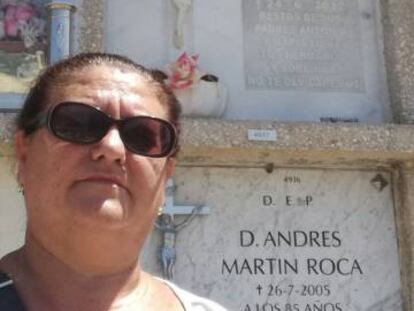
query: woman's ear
14 130 29 185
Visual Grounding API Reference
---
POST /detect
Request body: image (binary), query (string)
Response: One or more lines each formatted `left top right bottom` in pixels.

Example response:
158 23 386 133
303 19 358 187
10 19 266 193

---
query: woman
0 53 227 310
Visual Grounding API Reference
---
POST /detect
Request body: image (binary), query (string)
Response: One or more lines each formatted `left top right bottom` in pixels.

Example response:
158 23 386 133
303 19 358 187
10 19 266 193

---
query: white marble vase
173 80 227 118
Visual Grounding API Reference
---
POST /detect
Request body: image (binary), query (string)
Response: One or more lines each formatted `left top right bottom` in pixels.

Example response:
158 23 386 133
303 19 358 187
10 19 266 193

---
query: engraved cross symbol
370 173 388 192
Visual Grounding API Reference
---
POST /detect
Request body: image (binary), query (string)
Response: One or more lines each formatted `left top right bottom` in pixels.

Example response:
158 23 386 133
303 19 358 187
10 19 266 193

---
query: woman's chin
67 184 129 225
67 190 130 228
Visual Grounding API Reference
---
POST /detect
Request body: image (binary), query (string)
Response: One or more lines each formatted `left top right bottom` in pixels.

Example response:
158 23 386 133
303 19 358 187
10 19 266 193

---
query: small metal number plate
247 129 277 141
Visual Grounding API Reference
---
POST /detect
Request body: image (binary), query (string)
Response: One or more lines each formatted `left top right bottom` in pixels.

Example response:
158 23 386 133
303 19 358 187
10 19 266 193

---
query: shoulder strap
0 272 27 311
158 278 228 311
0 273 13 288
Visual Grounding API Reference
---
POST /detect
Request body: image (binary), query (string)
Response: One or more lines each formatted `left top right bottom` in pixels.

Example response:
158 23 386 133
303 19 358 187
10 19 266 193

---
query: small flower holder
166 53 227 118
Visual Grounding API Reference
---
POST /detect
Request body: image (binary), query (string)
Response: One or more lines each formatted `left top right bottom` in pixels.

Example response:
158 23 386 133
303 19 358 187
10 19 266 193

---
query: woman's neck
1 236 151 311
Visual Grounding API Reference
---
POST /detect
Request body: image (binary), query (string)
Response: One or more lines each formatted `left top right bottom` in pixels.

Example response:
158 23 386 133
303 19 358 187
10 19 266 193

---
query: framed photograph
0 0 47 111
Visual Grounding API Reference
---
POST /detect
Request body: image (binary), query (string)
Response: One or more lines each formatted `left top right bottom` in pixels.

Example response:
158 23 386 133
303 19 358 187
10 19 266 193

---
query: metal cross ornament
155 178 210 279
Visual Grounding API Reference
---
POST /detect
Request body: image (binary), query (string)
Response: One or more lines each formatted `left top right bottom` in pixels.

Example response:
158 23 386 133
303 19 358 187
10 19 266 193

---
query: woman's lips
79 175 128 191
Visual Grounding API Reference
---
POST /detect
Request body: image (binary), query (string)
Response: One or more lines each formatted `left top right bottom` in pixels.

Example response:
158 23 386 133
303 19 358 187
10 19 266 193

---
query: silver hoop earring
17 185 24 195
158 205 164 216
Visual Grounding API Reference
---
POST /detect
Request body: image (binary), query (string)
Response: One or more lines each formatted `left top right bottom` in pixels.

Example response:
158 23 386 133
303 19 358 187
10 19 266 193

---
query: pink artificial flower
167 52 201 90
4 3 36 38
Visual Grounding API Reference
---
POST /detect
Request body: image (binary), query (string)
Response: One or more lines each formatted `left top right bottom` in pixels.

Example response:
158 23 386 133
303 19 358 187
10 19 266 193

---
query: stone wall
381 0 414 123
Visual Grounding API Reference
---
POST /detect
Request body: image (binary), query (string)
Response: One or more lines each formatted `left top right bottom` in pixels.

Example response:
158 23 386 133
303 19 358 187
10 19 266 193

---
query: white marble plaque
142 168 402 311
105 0 390 122
243 0 364 93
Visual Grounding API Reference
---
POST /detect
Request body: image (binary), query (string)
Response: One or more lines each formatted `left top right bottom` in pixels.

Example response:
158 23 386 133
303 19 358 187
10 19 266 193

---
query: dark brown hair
15 52 181 155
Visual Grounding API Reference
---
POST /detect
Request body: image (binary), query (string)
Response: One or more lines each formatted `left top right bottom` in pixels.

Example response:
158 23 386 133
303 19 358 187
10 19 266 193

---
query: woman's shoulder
0 271 27 311
160 279 229 311
0 251 27 310
0 253 15 288
0 272 13 288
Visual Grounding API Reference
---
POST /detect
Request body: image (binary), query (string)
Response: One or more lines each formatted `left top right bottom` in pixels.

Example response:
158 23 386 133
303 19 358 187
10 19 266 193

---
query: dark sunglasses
30 102 178 158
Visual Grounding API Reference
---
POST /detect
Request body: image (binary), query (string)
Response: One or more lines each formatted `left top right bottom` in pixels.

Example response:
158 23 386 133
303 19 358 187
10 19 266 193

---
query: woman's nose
90 127 127 164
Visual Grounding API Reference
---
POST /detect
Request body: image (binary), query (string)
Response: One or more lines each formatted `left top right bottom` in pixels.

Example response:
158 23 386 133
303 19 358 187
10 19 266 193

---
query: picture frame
0 0 47 111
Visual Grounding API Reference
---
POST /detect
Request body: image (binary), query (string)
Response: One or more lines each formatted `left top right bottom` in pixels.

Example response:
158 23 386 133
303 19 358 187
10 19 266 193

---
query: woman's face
15 65 175 245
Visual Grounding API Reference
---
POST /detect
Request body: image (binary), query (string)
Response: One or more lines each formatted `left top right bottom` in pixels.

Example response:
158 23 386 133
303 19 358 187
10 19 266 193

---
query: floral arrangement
165 52 203 90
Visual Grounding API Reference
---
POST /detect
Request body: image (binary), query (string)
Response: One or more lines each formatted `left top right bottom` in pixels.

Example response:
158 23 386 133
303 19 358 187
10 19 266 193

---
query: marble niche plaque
141 168 402 311
105 0 390 122
243 0 364 93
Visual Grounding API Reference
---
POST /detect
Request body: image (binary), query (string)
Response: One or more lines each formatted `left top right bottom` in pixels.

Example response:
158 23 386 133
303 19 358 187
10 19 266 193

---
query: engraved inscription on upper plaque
243 0 365 92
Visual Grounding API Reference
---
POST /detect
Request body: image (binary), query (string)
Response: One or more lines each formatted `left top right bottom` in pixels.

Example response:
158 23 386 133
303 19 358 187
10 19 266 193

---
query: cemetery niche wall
105 0 391 122
141 167 402 310
1 0 414 311
104 1 414 309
